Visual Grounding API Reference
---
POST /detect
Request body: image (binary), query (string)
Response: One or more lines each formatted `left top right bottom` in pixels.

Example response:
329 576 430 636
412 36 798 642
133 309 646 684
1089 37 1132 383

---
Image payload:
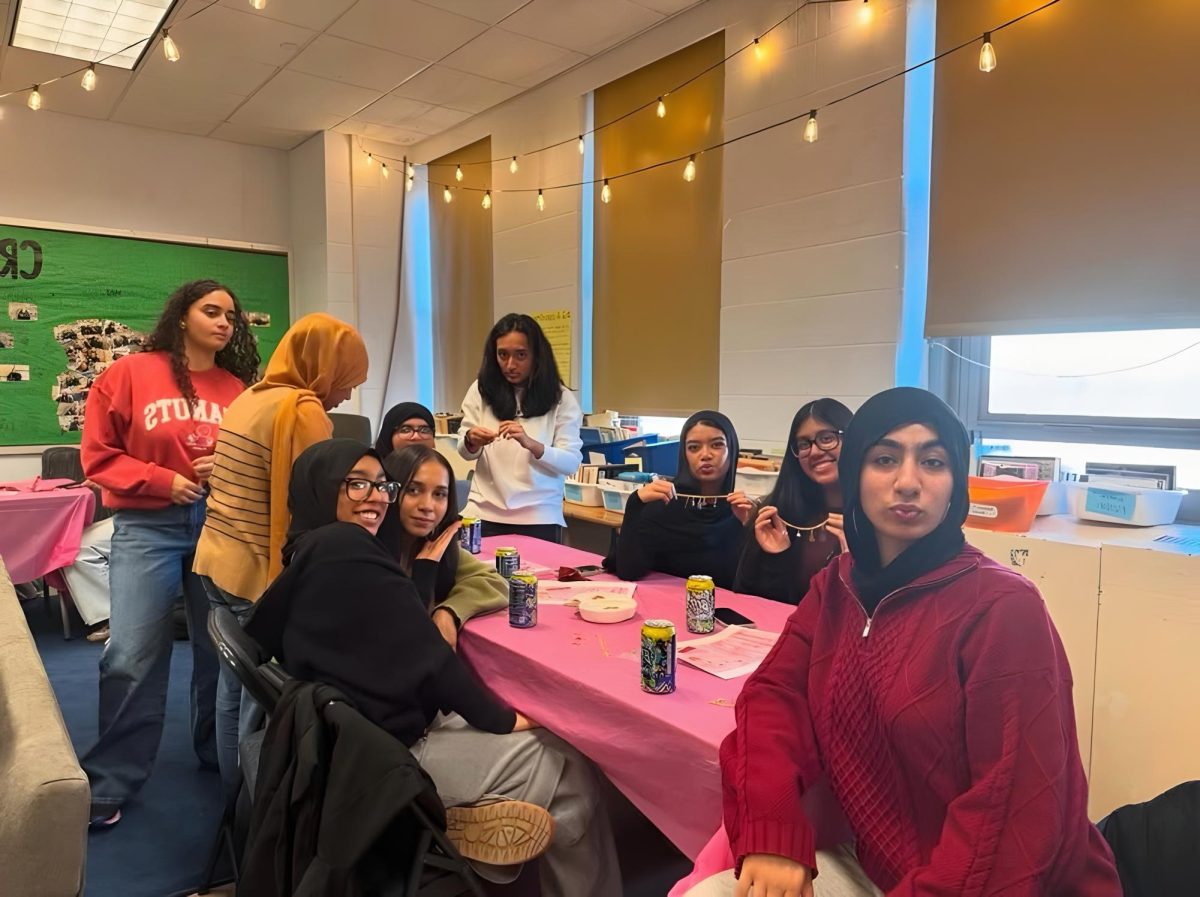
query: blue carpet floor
24 598 225 897
27 595 689 897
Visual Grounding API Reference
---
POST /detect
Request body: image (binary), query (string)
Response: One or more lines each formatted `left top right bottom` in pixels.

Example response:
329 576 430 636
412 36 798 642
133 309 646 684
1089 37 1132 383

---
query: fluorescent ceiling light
11 0 175 70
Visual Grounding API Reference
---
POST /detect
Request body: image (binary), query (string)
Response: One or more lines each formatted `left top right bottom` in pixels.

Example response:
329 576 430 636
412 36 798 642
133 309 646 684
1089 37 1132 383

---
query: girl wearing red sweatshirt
691 388 1120 896
79 280 258 827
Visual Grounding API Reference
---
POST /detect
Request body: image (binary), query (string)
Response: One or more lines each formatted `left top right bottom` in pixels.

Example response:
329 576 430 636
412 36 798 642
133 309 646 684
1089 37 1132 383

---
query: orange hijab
253 313 368 579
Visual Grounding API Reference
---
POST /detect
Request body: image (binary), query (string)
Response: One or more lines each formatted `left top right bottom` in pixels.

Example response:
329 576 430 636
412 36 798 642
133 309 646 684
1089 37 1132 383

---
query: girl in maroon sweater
698 388 1120 896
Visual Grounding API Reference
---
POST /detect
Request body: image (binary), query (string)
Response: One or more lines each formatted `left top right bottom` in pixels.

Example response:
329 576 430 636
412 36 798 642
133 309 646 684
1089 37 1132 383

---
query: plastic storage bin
599 481 638 513
1067 484 1188 526
564 480 603 507
624 440 679 477
966 476 1049 532
579 434 659 465
1036 480 1070 516
735 467 779 499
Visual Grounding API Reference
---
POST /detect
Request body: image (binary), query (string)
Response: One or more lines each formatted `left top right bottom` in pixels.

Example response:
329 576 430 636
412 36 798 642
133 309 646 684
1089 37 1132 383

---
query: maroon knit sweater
720 545 1121 895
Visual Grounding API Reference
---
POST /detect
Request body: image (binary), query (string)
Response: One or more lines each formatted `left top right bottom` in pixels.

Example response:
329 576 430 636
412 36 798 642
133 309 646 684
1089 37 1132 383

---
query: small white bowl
577 595 638 624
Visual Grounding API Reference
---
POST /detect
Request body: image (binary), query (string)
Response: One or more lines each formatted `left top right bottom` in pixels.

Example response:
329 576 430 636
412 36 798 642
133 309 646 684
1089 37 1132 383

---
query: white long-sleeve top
458 380 583 526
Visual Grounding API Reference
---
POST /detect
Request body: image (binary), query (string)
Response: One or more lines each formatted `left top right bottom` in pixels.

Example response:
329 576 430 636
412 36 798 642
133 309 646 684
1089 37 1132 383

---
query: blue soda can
508 570 538 628
459 516 482 554
640 619 677 694
495 547 520 579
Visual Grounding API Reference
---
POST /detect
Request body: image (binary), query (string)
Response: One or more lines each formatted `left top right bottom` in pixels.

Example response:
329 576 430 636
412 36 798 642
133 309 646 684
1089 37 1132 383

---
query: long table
0 478 94 583
458 535 795 859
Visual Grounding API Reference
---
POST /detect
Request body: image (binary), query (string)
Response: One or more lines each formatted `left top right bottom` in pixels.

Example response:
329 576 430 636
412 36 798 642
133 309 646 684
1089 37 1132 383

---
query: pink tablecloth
0 478 95 583
458 535 796 861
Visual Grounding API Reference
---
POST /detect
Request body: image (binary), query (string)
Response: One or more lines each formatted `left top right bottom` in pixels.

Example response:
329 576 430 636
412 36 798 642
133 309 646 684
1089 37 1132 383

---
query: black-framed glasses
343 478 400 503
792 429 843 458
396 424 434 438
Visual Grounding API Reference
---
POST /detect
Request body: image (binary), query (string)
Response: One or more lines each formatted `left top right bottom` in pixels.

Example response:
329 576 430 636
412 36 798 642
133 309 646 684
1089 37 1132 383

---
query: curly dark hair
140 279 261 405
477 313 563 420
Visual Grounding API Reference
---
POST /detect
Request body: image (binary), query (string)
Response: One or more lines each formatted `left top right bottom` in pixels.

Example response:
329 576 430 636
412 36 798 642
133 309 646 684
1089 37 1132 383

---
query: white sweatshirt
458 380 583 526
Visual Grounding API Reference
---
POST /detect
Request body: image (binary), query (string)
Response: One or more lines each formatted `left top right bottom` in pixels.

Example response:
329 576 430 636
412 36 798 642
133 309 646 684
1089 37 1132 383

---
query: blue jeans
200 577 262 803
81 502 218 813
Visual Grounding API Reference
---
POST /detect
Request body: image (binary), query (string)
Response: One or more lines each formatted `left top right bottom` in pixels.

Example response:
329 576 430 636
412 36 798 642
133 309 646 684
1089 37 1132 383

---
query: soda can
508 570 538 628
641 619 676 694
685 574 716 634
495 546 521 579
459 516 482 554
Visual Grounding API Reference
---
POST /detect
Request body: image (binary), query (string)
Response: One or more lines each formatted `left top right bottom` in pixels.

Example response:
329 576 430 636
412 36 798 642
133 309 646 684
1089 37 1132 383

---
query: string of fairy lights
362 0 1063 210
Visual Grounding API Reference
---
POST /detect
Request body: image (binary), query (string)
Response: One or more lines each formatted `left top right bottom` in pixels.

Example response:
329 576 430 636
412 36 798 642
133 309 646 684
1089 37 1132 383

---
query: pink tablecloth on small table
0 478 95 583
458 535 797 861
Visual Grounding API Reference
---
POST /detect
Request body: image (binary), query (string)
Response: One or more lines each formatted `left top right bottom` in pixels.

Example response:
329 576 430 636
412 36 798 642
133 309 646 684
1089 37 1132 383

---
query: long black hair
140 279 260 405
379 445 461 601
477 313 563 420
763 398 854 526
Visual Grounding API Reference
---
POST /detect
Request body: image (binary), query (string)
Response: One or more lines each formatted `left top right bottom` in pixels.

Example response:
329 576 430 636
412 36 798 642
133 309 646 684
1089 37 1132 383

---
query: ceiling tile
229 68 382 132
137 45 279 98
287 34 427 92
211 120 313 150
213 0 358 31
441 28 585 88
410 0 529 25
403 104 473 134
165 4 315 68
390 64 521 113
627 0 703 14
328 0 488 60
112 77 247 136
334 120 430 146
352 93 435 126
499 0 662 55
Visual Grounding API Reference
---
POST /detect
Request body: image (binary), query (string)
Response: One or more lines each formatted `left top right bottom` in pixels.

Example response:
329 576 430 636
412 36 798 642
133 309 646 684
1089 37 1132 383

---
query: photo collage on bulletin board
0 223 290 446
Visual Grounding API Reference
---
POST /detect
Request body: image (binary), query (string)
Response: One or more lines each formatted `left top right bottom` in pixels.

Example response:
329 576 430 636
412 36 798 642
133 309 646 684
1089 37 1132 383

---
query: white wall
403 0 908 442
0 111 291 481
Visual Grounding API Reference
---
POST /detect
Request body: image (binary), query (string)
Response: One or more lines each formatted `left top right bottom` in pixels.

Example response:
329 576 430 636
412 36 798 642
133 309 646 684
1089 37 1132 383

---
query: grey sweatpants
684 845 882 896
411 713 622 897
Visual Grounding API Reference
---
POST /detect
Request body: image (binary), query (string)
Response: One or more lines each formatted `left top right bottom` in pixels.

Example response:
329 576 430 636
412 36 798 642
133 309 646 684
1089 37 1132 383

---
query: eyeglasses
792 429 843 457
343 478 400 503
396 425 434 438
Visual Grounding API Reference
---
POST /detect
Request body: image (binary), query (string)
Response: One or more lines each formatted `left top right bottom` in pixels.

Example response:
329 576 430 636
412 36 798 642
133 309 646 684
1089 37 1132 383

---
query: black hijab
282 438 381 564
374 402 436 458
838 387 970 611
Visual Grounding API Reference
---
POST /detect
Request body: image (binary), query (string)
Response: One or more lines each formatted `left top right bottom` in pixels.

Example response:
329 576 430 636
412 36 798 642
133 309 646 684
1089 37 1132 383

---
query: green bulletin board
0 223 289 447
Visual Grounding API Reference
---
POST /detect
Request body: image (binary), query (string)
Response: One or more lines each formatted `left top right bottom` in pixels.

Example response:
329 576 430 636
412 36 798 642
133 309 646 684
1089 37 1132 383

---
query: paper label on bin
1084 488 1135 521
969 502 999 519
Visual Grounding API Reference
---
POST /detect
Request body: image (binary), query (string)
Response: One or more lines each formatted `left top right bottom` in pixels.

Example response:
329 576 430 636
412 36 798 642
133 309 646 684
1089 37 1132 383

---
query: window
932 330 1200 521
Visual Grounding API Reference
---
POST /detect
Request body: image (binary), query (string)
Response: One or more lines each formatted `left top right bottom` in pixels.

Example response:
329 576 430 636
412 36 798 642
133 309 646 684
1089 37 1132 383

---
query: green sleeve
437 547 508 626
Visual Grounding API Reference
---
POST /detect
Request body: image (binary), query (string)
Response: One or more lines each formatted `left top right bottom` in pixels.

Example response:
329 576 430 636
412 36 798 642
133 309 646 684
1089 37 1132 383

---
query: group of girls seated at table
75 278 1118 895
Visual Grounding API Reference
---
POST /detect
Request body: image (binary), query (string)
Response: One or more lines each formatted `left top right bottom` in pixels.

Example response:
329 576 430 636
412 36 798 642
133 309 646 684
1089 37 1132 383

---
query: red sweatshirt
81 351 246 510
720 545 1121 896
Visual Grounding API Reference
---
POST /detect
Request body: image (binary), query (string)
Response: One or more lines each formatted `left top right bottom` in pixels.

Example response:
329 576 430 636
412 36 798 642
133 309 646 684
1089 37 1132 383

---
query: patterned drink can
641 620 677 694
459 516 482 554
508 570 538 628
685 574 716 634
495 547 521 579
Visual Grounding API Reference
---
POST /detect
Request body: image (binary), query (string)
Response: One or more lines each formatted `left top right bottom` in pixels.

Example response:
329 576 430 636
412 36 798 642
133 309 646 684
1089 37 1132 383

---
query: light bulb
406 176 414 193
406 162 415 178
455 164 463 182
81 65 97 92
858 0 873 25
600 180 611 204
381 163 389 179
803 109 819 143
979 32 997 72
536 189 545 212
510 156 519 174
482 191 492 210
656 97 666 118
683 155 697 182
578 135 585 155
365 152 374 165
250 0 268 8
28 85 42 111
444 187 453 203
754 38 765 61
162 30 180 62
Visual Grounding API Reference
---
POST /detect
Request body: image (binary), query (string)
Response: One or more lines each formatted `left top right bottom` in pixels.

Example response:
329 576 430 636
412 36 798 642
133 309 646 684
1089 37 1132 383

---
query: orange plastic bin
966 476 1049 533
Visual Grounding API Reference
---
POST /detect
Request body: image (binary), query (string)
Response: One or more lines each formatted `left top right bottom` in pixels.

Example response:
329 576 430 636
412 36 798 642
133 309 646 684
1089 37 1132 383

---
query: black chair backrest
328 412 373 444
41 446 114 522
207 606 287 713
